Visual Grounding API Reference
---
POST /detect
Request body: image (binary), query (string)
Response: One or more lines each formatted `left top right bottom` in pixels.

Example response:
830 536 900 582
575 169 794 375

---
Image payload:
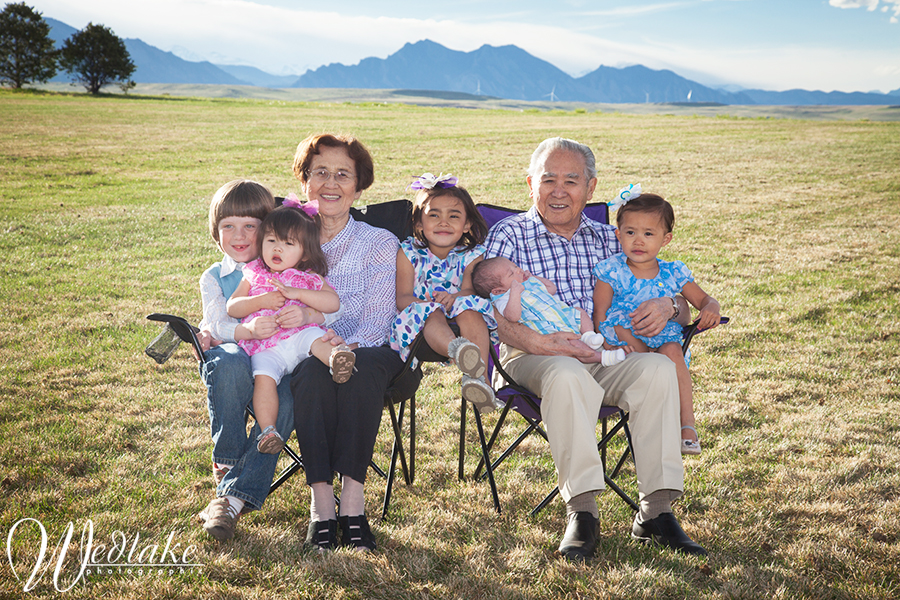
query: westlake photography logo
6 518 203 593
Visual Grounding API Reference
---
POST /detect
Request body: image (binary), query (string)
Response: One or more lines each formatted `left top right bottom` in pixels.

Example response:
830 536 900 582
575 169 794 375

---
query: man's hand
630 297 674 338
531 331 597 361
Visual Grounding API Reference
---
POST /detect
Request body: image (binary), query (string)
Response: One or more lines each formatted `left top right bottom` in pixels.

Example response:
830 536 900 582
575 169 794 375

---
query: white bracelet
670 297 680 319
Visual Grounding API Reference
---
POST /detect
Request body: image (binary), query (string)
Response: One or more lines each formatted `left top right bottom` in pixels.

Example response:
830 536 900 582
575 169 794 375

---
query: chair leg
473 399 513 480
473 408 501 514
381 398 409 520
410 394 416 484
458 398 467 481
531 486 560 517
387 399 411 485
269 442 304 494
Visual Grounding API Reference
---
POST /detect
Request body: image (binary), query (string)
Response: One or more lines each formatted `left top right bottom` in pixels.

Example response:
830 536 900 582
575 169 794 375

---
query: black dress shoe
339 515 377 551
558 512 598 562
631 512 707 556
305 519 338 551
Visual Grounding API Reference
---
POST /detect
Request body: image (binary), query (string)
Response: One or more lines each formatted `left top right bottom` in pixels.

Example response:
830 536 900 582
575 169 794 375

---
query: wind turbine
545 85 558 102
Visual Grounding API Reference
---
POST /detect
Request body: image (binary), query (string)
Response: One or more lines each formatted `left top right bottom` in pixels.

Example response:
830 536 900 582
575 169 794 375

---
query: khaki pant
500 347 684 503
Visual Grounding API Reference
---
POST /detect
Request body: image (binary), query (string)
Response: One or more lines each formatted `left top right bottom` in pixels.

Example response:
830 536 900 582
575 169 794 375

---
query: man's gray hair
527 137 597 181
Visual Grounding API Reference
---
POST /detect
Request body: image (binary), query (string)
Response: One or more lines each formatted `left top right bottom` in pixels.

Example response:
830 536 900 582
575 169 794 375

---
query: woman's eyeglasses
307 168 356 185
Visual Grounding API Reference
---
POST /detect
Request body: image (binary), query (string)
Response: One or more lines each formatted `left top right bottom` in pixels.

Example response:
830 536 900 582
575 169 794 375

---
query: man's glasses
307 168 356 185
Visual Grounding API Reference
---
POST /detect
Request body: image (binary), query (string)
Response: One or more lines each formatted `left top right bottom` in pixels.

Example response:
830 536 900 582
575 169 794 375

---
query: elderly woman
290 133 411 552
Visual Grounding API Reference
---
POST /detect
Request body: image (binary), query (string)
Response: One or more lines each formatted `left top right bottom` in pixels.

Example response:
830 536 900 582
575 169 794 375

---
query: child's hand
432 290 457 312
601 340 634 354
246 315 279 340
258 289 287 311
696 305 721 332
510 279 525 294
269 279 301 301
195 330 214 358
275 305 306 329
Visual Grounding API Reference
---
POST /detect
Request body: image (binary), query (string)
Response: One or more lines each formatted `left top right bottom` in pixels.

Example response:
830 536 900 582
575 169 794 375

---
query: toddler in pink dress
227 197 354 453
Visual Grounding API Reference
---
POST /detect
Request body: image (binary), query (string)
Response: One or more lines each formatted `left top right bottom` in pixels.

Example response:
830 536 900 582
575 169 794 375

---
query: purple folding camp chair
471 202 728 516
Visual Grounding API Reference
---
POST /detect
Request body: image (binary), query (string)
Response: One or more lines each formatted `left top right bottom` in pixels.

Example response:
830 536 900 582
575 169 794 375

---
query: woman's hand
245 315 279 340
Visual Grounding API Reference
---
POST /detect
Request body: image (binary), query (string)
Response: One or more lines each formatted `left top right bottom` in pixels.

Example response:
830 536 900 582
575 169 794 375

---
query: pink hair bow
283 192 319 217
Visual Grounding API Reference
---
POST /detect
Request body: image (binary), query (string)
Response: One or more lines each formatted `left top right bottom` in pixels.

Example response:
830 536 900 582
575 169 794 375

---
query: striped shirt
322 216 399 348
483 206 621 316
199 255 244 343
492 277 582 335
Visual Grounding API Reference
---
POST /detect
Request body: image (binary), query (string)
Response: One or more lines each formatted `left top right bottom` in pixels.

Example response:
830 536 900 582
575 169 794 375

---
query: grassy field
1 88 899 599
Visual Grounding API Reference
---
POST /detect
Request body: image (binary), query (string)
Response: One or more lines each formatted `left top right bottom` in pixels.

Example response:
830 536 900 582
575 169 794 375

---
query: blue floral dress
592 253 692 356
390 239 497 363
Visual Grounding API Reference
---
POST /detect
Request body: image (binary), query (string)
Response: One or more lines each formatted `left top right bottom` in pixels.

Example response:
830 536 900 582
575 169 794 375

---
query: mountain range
45 18 900 106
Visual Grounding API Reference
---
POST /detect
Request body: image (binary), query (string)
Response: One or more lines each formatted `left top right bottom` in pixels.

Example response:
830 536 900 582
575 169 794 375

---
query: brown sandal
329 344 356 384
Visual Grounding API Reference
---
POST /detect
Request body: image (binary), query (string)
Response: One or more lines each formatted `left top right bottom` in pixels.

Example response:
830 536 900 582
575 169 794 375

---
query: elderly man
484 137 706 561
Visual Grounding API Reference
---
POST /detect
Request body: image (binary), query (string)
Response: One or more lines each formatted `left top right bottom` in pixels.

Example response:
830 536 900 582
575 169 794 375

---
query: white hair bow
608 183 642 211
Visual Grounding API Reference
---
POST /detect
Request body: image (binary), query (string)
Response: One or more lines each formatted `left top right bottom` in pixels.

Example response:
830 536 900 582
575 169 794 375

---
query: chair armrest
146 313 206 364
681 316 730 356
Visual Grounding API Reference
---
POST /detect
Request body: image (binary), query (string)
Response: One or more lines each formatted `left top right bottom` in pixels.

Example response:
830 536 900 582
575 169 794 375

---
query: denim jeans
201 343 295 511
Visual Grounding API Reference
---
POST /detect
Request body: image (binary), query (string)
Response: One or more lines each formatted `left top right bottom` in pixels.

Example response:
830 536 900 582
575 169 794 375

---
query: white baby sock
600 348 626 367
580 331 606 349
580 332 627 367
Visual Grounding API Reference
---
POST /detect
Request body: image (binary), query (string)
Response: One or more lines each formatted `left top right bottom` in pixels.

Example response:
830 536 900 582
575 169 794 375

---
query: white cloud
829 0 900 21
830 0 878 9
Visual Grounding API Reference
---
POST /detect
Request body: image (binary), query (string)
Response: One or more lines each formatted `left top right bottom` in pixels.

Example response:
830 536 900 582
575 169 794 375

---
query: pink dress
237 258 327 356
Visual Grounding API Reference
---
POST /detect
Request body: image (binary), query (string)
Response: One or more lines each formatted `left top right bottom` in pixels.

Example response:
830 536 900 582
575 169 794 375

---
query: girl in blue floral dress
592 187 721 455
390 173 502 413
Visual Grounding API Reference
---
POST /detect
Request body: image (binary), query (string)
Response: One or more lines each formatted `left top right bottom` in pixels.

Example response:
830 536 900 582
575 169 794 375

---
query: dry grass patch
1 90 898 599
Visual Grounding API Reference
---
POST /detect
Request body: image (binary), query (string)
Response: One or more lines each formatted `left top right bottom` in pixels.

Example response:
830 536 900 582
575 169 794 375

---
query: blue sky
28 0 900 93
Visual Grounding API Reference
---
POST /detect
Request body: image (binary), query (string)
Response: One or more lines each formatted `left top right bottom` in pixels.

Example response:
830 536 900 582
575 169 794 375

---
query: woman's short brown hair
292 133 375 192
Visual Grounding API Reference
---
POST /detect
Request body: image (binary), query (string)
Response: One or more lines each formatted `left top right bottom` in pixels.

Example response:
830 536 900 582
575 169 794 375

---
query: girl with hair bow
227 193 354 454
593 186 721 455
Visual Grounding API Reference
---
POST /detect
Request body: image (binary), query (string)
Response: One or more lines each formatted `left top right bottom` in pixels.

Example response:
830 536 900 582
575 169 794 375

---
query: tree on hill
59 22 134 94
0 2 58 88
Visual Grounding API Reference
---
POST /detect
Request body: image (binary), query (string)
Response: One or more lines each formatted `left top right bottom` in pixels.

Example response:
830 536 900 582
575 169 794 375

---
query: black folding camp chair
355 201 500 519
144 313 305 494
471 202 729 516
145 198 498 518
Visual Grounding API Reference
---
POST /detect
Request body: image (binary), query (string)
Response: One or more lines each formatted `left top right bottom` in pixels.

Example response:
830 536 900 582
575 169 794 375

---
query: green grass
1 88 899 599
